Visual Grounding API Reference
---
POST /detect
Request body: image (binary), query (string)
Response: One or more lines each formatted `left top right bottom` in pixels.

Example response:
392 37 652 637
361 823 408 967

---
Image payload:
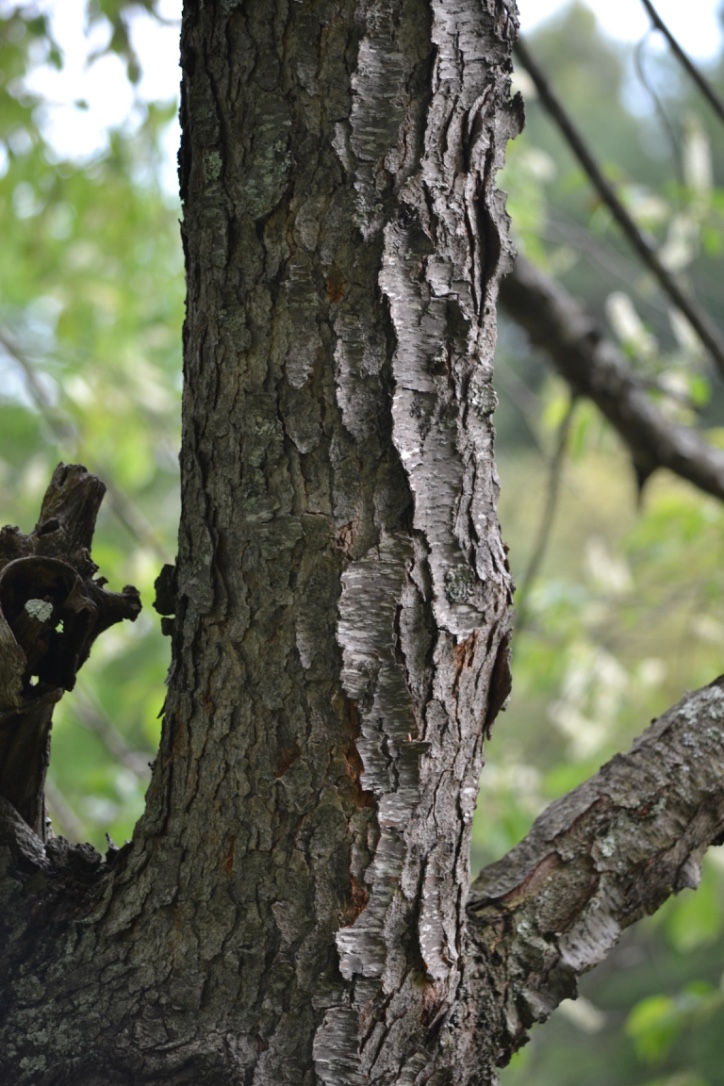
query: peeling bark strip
0 464 140 839
325 0 522 1077
468 677 724 1064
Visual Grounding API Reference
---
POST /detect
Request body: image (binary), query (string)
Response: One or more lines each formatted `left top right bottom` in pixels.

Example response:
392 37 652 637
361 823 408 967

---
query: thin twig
0 326 170 558
44 778 87 842
514 36 724 380
513 396 576 641
0 328 75 438
639 0 724 129
74 683 153 778
633 33 684 197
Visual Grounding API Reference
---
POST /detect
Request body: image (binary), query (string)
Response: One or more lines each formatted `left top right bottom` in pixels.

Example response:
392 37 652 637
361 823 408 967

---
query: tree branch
639 0 724 129
0 327 169 558
0 464 141 839
499 254 724 503
468 675 724 1062
514 395 575 637
514 36 724 380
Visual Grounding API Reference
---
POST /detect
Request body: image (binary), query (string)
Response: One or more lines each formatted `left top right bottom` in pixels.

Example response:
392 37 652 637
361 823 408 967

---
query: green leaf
626 995 679 1063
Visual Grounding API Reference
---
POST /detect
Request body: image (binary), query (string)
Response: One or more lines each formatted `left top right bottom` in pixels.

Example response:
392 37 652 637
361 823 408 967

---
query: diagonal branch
514 36 724 380
0 326 169 558
514 395 575 637
467 675 724 1063
499 254 724 503
639 0 724 129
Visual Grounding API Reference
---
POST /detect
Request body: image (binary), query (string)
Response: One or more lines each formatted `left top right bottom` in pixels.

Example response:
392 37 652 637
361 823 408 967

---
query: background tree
4 2 724 1086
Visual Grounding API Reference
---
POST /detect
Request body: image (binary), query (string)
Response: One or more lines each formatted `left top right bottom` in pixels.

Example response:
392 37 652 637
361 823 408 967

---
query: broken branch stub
0 464 141 840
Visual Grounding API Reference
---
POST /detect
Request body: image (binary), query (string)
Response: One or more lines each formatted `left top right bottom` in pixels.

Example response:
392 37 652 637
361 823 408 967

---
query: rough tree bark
2 3 724 1085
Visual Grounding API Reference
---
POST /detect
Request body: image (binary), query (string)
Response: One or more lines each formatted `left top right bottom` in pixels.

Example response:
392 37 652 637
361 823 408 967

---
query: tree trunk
164 1 518 1080
4 3 724 1085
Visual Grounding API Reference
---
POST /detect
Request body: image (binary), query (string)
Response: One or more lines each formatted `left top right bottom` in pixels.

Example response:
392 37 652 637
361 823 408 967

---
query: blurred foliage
3 1 724 1084
484 3 724 1084
0 0 182 849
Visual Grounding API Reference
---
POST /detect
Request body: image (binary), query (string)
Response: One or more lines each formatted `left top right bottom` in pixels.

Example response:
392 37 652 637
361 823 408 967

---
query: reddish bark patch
340 875 369 926
343 698 375 808
454 630 478 668
336 519 358 556
273 740 301 778
565 793 613 839
420 980 445 1028
223 836 236 877
497 851 561 908
169 708 187 759
325 272 346 303
452 630 478 701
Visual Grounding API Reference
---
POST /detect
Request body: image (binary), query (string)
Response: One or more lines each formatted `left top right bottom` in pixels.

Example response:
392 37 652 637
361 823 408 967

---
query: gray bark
2 3 724 1085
